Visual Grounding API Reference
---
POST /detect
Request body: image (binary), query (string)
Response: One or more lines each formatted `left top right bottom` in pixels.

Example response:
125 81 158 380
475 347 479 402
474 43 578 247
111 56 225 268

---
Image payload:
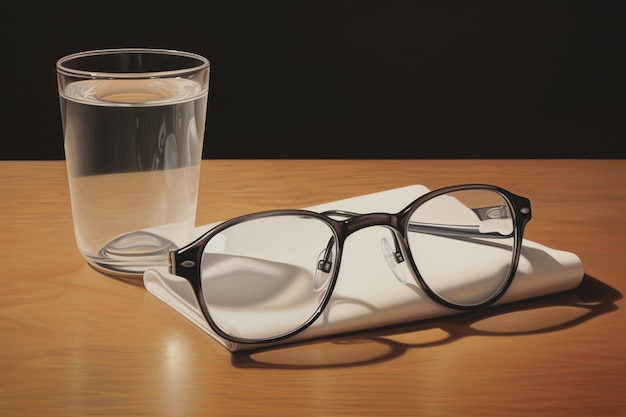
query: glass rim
56 48 210 80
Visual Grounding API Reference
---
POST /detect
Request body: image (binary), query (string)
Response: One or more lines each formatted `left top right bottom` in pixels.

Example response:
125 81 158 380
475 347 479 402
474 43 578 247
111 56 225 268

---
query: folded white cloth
144 185 584 352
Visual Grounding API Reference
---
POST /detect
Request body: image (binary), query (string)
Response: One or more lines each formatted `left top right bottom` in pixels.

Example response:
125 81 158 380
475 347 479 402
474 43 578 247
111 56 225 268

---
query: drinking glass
56 48 210 277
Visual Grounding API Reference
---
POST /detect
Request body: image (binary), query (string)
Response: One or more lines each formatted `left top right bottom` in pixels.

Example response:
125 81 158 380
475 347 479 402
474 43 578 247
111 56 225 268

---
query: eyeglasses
169 184 532 344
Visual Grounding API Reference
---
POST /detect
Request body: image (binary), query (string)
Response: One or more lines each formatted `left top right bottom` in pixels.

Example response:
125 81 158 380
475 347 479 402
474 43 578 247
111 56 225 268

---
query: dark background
5 1 624 159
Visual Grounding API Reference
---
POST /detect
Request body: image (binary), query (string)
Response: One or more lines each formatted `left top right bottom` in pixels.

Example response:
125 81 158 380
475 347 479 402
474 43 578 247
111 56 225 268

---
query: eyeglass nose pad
314 248 334 292
381 237 407 284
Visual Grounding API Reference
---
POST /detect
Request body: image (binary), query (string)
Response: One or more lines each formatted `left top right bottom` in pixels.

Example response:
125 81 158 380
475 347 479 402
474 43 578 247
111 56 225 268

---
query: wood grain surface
1 160 624 417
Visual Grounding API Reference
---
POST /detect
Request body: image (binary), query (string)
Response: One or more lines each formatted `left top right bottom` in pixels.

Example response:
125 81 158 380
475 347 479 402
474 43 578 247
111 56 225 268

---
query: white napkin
144 185 584 351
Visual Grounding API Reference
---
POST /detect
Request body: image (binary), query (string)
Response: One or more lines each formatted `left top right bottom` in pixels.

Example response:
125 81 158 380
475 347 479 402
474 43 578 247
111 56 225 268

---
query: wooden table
1 160 624 417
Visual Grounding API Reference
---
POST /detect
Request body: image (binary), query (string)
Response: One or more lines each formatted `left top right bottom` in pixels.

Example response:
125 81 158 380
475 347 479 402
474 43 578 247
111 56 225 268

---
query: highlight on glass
169 184 532 344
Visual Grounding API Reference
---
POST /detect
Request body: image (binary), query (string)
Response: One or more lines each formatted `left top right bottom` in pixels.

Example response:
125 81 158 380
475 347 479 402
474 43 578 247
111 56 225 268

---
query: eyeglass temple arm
321 208 511 238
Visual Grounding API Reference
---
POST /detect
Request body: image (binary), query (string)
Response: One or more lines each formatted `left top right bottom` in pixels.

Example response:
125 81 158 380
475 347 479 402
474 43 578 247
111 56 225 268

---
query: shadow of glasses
231 274 621 369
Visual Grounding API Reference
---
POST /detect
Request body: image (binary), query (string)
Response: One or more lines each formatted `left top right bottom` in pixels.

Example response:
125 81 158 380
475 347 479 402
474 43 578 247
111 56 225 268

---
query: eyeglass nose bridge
342 212 411 284
343 212 400 234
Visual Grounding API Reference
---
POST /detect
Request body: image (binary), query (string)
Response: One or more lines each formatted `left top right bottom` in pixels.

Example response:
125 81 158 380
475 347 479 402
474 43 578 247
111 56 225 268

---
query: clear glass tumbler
56 48 210 277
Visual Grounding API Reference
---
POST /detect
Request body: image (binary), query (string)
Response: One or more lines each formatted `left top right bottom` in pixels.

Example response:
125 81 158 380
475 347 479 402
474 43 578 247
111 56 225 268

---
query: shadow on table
231 274 621 369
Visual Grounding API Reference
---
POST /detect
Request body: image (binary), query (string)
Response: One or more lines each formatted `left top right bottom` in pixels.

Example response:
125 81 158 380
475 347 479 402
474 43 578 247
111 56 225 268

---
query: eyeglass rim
170 184 532 344
399 184 531 310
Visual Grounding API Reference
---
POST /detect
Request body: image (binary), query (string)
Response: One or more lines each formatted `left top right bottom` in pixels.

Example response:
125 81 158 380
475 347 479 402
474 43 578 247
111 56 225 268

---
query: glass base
86 230 177 278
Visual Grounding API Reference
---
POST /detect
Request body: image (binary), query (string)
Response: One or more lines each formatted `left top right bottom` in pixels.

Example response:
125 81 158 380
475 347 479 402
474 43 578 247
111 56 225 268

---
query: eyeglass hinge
169 251 196 273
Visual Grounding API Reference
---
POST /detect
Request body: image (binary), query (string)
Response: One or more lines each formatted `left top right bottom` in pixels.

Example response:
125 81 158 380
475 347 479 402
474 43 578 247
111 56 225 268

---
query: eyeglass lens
408 189 516 307
199 214 338 341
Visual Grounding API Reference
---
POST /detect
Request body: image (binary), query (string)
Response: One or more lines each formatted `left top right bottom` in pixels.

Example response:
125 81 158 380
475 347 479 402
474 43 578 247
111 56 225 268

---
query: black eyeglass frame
169 184 532 345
